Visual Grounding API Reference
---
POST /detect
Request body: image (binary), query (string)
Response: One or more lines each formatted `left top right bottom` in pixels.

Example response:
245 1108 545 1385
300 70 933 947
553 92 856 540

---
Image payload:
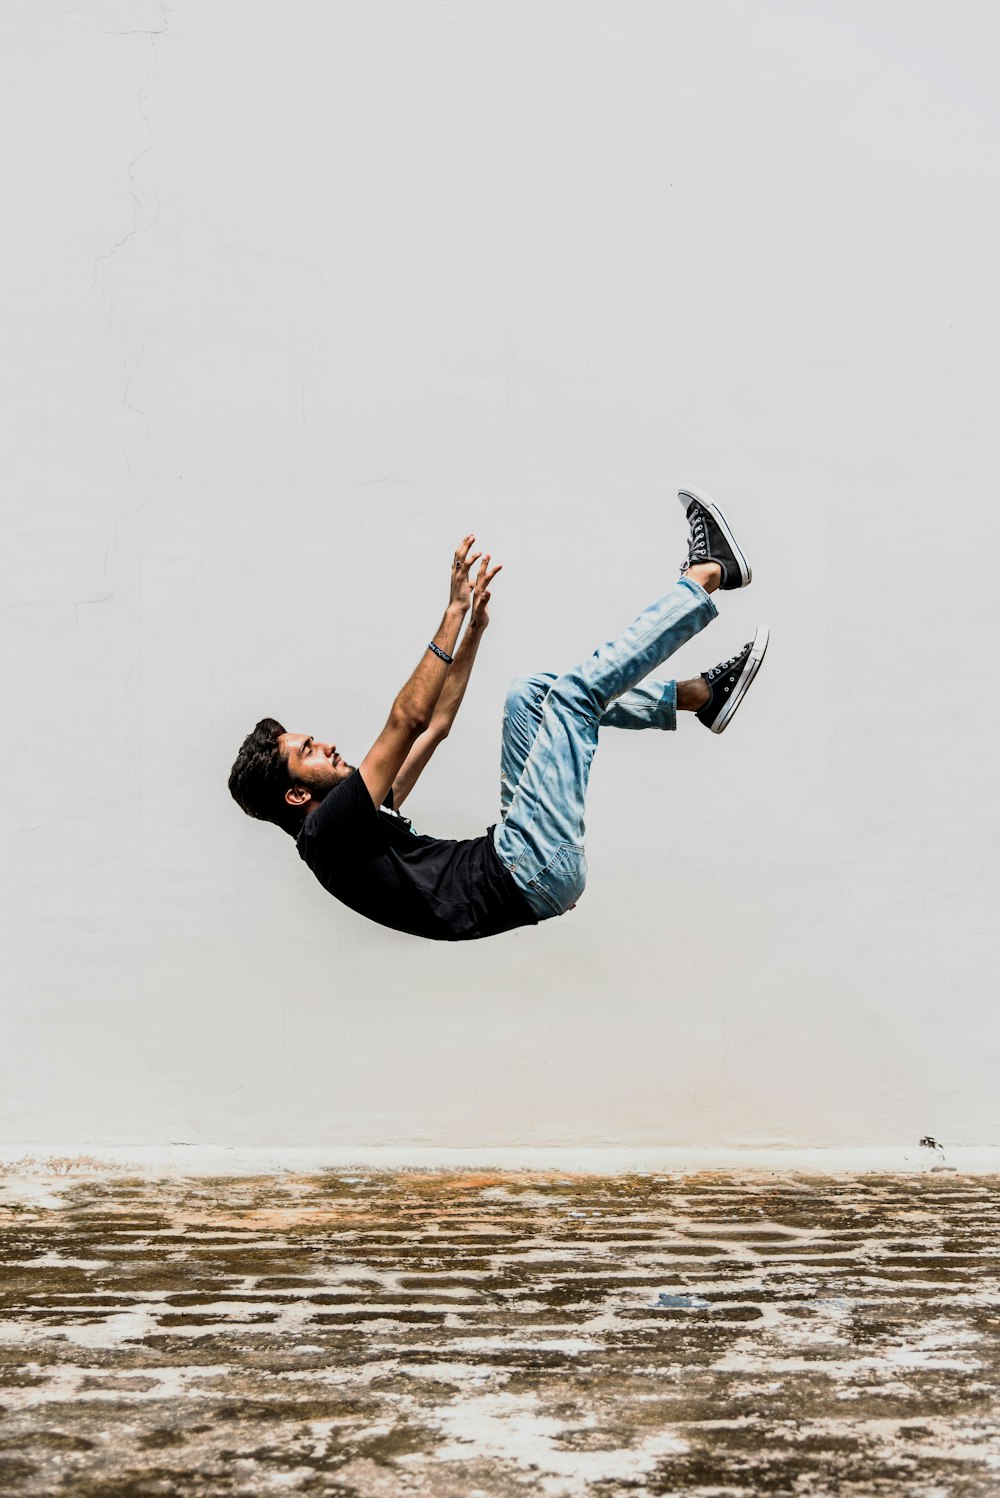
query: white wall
3 0 998 1150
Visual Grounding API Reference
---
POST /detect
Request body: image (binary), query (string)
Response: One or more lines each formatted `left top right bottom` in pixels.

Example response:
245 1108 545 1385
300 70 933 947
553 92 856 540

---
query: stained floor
1 1169 999 1496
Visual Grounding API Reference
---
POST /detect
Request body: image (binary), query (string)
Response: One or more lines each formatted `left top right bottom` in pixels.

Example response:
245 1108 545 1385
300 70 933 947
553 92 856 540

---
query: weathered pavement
1 1169 998 1496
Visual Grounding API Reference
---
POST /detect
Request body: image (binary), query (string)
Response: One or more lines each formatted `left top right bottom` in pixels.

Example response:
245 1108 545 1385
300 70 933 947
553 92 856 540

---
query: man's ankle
683 561 723 593
677 677 710 712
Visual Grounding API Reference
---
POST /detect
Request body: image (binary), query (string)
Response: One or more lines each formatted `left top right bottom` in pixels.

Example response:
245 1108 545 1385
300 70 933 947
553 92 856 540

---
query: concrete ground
0 1169 998 1497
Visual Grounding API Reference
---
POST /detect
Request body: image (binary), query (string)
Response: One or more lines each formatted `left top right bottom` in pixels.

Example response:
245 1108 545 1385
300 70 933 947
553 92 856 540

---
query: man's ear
285 784 311 807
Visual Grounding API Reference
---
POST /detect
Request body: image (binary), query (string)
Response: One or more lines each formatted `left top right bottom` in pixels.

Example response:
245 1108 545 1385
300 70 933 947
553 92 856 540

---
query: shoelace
680 511 710 571
705 644 750 684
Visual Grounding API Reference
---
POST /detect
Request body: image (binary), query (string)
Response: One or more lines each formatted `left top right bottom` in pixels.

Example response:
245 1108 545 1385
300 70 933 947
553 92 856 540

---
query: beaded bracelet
427 641 454 664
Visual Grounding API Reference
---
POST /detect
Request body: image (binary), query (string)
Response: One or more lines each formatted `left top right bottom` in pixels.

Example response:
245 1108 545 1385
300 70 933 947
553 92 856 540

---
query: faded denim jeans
493 576 718 920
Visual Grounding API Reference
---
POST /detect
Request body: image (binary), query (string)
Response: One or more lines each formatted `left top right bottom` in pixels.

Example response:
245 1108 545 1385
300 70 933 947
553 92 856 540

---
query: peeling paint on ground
1 1170 998 1495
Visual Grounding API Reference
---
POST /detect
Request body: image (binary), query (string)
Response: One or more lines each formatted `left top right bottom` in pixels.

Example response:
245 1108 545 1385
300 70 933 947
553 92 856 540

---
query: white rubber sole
710 623 770 734
678 485 752 587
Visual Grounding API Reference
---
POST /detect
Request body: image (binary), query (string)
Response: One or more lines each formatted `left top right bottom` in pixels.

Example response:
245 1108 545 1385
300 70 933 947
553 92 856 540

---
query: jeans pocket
528 841 588 918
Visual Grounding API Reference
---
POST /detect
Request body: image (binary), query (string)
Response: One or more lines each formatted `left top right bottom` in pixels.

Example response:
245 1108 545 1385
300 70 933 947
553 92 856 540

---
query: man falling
229 488 768 940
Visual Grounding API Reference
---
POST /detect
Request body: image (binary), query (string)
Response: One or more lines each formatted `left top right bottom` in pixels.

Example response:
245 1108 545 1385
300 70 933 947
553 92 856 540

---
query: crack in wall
88 4 168 323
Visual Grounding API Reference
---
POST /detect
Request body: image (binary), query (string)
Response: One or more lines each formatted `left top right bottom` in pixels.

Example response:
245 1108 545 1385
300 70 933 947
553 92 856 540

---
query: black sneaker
678 485 752 589
697 625 770 734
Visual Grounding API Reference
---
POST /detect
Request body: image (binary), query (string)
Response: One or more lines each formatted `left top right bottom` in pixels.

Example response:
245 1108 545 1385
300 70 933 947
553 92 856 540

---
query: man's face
279 732 355 811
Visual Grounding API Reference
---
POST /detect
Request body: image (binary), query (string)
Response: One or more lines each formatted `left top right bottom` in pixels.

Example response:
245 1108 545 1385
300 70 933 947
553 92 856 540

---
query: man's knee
545 669 600 721
504 673 555 715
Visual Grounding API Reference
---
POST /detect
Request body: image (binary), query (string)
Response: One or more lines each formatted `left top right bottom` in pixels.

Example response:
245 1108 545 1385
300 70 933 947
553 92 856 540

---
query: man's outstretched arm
358 535 480 811
390 551 501 809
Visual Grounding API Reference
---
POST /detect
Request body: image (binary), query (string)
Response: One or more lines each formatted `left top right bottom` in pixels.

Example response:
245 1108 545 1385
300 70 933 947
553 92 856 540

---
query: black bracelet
427 641 454 664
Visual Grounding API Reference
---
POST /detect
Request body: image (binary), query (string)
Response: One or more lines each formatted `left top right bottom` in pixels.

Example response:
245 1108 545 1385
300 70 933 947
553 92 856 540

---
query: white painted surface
2 1 998 1149
2 1146 999 1184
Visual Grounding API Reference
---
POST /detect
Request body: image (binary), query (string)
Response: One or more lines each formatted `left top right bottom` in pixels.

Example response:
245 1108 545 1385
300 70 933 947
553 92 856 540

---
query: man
228 488 769 941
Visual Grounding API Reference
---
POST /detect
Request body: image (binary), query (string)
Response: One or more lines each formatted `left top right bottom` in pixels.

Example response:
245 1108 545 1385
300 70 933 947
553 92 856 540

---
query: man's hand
449 534 482 615
470 553 503 631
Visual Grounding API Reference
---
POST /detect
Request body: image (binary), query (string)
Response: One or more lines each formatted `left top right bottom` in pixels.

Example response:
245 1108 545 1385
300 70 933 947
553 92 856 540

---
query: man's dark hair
228 717 304 838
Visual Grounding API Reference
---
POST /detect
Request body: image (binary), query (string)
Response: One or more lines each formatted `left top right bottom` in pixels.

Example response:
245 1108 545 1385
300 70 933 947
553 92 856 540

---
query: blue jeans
493 577 718 920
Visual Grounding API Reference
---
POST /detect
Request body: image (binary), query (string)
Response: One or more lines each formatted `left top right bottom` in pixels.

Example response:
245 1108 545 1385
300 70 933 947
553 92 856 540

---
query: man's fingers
457 542 500 598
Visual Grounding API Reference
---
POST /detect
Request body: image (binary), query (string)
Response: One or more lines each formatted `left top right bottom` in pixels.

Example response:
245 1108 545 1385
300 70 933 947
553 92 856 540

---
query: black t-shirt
295 769 538 942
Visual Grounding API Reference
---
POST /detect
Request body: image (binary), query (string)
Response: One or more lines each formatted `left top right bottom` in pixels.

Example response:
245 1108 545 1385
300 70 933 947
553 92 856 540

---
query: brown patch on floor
1 1170 999 1495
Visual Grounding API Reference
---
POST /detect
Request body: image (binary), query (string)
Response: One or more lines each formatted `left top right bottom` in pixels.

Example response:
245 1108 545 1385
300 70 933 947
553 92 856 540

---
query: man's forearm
428 620 484 734
392 603 467 729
